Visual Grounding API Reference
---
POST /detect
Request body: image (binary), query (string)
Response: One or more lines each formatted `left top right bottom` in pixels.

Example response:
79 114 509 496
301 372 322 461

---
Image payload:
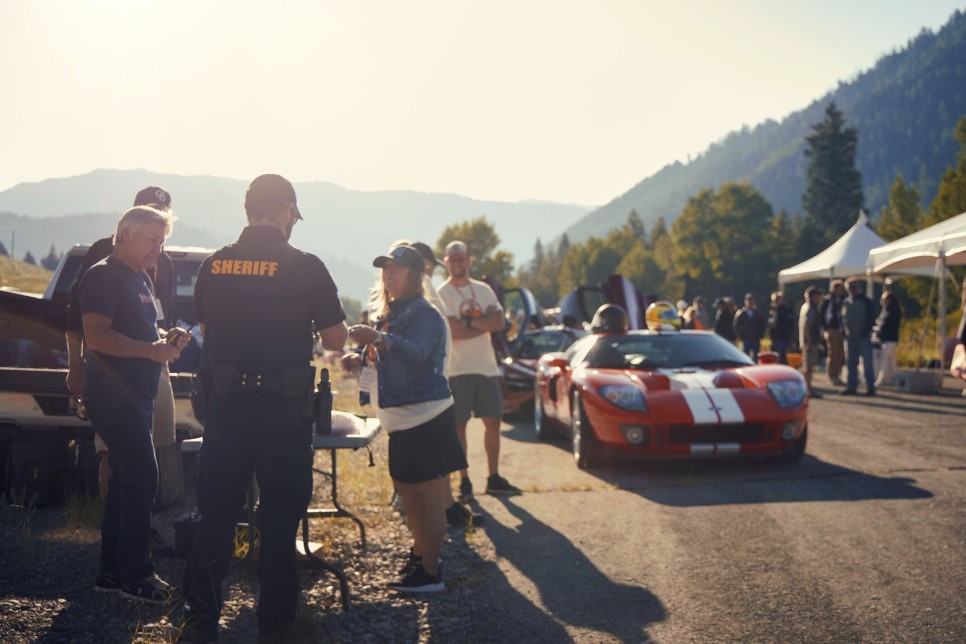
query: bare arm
82 312 180 363
318 321 349 351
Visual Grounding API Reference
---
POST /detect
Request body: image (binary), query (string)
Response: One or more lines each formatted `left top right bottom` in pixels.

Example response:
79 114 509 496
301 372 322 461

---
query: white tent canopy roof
777 212 936 286
866 210 966 272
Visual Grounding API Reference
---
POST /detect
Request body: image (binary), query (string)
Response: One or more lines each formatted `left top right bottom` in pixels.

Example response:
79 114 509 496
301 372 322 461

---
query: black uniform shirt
195 225 345 370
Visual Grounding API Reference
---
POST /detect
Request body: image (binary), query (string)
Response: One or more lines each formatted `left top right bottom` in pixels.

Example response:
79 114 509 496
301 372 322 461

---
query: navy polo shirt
195 226 346 370
79 256 162 400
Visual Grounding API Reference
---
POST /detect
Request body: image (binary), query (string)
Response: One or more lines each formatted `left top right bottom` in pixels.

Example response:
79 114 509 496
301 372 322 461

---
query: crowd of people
68 177 520 643
684 279 906 397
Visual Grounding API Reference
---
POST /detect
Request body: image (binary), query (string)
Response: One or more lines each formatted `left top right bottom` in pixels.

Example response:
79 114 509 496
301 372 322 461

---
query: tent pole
939 254 947 368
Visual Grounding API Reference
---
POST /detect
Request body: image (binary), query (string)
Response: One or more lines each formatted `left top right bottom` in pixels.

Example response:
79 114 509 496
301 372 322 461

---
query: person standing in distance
180 174 347 642
840 277 876 396
798 287 824 398
80 206 186 604
437 240 520 501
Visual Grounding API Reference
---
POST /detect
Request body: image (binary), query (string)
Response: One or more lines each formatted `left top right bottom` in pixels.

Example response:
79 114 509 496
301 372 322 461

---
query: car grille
668 423 766 445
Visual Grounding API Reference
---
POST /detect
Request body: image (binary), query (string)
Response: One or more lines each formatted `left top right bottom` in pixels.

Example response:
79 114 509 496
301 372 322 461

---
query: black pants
181 394 312 636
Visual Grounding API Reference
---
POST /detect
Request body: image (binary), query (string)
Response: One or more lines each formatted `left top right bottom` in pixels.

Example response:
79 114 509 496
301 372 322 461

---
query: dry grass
0 254 53 293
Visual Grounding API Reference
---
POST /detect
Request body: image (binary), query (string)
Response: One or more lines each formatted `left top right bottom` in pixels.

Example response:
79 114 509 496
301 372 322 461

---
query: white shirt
437 278 502 377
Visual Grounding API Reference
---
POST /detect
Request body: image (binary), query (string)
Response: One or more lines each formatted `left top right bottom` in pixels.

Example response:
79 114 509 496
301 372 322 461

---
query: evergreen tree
626 210 646 241
40 244 62 271
801 102 865 250
927 117 966 226
877 176 924 241
23 250 36 265
0 240 7 256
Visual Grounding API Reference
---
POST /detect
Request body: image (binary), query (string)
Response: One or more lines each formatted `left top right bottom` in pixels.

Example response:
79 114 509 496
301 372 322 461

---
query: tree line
447 108 966 321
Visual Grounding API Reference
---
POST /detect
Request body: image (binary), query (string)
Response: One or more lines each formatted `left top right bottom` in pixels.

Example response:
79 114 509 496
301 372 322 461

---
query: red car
534 329 810 468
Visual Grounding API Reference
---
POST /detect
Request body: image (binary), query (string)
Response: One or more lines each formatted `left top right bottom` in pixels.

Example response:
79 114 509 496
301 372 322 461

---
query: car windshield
514 329 584 360
582 332 755 370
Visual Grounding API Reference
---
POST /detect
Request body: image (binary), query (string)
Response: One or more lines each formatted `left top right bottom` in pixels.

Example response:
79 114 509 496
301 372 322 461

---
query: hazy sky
1 1 963 205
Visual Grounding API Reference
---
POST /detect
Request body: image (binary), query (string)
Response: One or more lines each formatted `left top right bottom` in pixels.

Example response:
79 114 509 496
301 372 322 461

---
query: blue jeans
84 390 157 584
182 394 313 636
846 335 876 391
772 339 789 364
741 338 761 360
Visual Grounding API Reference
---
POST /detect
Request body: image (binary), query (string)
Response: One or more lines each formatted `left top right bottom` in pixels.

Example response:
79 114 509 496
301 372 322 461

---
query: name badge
358 365 375 393
153 297 165 322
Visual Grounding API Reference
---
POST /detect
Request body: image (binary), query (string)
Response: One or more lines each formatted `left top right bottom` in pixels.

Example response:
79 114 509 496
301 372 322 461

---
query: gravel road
2 372 964 642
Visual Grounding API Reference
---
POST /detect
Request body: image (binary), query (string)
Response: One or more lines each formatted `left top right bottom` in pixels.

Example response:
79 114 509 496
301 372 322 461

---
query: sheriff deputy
179 174 348 642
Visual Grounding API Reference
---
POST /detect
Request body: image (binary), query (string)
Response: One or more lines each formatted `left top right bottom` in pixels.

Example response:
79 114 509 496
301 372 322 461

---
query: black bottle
315 368 332 434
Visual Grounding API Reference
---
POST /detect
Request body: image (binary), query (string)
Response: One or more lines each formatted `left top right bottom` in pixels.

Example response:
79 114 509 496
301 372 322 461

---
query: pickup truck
0 244 213 504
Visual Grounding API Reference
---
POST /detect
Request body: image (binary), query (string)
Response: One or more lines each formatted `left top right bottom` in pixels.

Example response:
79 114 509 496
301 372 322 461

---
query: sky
1 1 963 206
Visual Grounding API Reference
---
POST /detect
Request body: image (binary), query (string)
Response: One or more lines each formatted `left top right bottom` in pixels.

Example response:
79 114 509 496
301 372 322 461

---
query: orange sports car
533 329 810 468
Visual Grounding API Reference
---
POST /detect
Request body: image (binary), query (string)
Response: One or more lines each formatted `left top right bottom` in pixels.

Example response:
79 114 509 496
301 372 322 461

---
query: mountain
565 9 966 244
0 169 592 301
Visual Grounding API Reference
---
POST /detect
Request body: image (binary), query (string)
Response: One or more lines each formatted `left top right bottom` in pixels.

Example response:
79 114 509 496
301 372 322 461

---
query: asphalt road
461 374 966 643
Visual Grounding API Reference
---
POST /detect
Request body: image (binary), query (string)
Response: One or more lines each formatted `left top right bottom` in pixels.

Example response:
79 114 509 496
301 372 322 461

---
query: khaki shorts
449 374 503 424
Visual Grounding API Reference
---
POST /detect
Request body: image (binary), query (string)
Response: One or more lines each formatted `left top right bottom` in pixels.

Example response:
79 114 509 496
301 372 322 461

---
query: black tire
571 392 603 469
534 384 554 440
782 426 808 462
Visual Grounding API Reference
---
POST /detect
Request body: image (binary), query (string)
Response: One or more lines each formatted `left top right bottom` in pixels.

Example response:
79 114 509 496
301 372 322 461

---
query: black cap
806 286 822 297
133 186 171 209
411 242 444 267
246 174 302 220
373 245 424 272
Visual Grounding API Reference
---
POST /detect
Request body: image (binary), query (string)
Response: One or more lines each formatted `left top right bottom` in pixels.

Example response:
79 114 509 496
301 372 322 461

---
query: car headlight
766 380 807 408
598 385 648 411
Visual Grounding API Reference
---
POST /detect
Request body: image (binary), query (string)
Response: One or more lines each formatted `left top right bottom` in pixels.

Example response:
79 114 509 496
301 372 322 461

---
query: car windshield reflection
583 333 755 370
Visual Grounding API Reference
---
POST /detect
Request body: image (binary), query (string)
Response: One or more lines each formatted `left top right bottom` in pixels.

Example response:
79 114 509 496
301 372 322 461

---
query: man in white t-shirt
438 241 521 500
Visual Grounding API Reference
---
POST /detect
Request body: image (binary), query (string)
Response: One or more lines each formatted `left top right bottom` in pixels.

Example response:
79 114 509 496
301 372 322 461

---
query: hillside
0 172 592 302
566 9 966 244
0 254 53 294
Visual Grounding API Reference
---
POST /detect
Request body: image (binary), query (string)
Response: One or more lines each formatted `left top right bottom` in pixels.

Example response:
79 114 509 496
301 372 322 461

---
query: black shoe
458 477 473 503
399 549 422 576
446 502 484 528
809 390 823 399
485 475 522 496
94 572 121 595
839 389 858 396
119 573 172 605
865 388 876 397
388 562 445 593
178 622 219 643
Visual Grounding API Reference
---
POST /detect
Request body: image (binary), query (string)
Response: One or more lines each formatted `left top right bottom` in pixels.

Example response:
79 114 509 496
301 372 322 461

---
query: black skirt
388 404 467 484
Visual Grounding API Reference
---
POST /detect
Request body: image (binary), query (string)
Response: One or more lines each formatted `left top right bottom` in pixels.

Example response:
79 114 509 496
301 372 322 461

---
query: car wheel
782 426 808 462
571 391 603 469
534 384 553 440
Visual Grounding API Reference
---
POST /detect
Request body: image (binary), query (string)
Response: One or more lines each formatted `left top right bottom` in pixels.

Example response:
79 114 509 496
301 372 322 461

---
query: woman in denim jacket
342 245 466 594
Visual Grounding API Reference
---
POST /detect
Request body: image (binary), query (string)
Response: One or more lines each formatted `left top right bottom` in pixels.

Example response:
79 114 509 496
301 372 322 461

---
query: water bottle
315 368 332 434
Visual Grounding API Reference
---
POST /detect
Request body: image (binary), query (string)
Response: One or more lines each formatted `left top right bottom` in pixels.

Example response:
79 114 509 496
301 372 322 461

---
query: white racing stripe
659 368 746 426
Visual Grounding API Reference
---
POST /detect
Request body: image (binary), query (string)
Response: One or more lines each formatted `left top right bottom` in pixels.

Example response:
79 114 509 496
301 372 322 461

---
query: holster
190 371 208 424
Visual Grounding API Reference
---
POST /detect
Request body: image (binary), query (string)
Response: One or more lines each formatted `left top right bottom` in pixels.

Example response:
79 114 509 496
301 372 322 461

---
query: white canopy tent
867 210 966 350
778 212 937 287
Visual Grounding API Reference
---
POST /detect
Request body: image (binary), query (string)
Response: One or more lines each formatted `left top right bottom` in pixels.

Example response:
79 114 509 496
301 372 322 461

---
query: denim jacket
375 296 451 408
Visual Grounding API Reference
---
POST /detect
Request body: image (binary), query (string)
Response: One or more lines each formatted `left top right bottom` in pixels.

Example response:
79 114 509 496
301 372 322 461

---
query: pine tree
927 117 966 226
23 250 37 265
0 240 7 256
801 103 865 249
877 176 924 241
40 244 62 271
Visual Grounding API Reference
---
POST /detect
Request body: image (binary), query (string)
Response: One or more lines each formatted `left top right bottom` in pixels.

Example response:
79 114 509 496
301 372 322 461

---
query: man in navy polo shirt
80 206 188 604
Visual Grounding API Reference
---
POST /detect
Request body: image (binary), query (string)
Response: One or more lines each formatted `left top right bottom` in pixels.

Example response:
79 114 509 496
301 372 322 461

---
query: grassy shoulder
0 254 53 293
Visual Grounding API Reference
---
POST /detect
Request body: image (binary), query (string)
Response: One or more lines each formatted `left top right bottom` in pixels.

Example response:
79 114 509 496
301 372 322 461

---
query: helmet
589 304 629 334
645 300 682 331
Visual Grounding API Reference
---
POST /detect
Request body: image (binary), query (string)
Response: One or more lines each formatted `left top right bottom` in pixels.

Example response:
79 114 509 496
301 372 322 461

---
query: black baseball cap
412 242 444 267
133 186 171 210
246 174 302 220
373 245 424 272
